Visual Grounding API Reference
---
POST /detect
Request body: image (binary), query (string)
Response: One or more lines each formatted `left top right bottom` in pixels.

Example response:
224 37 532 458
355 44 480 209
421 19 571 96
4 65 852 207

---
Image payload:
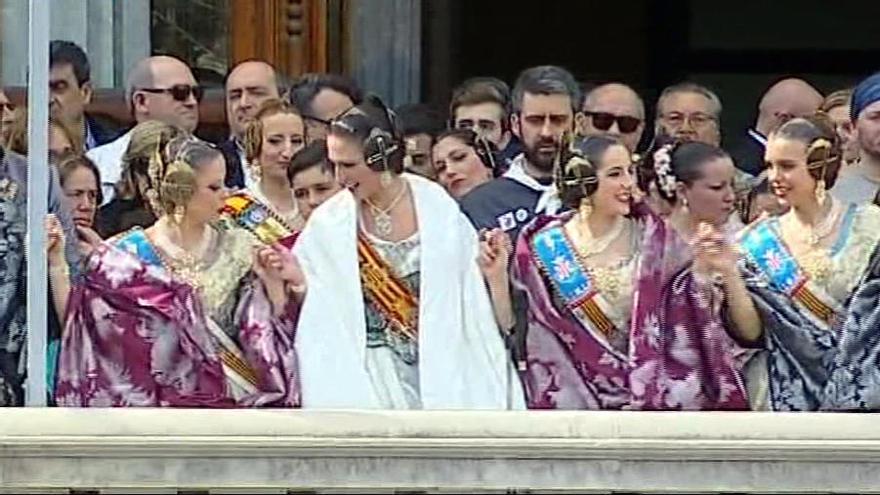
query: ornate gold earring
579 197 593 220
380 171 393 188
173 204 186 224
815 178 827 204
681 196 689 214
249 160 262 183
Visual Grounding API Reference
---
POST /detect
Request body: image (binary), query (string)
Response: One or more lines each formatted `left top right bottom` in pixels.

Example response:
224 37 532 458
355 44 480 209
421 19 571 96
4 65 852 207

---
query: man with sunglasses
287 73 363 143
87 55 201 204
576 82 645 154
730 78 823 176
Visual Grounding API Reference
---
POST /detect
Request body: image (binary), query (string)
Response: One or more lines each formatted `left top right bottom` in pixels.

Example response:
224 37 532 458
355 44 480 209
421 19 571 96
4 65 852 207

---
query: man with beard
833 72 880 204
460 65 580 241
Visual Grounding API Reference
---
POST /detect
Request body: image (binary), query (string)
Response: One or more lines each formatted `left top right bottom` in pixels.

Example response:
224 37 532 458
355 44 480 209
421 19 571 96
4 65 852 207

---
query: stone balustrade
2 409 879 493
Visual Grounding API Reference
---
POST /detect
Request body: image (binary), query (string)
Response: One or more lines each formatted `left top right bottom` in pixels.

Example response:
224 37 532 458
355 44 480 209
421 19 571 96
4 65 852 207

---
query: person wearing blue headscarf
831 72 880 205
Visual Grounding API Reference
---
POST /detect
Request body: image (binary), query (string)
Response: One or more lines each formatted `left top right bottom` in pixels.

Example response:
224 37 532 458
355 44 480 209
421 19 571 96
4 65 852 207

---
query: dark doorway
423 0 880 149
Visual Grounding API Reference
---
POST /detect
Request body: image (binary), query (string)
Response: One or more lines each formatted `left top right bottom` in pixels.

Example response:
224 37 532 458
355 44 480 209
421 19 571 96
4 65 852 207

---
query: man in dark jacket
220 59 282 189
50 40 117 150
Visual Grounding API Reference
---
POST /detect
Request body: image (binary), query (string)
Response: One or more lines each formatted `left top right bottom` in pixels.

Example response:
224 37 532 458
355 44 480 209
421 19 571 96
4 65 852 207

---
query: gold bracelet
49 264 70 277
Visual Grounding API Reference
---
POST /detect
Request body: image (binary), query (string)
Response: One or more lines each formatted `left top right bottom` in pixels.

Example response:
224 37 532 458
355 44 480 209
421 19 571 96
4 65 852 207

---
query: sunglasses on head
138 85 203 103
583 111 641 134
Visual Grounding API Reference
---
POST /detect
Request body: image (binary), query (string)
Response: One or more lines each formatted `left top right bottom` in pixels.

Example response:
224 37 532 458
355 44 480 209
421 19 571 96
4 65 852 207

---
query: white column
25 0 50 407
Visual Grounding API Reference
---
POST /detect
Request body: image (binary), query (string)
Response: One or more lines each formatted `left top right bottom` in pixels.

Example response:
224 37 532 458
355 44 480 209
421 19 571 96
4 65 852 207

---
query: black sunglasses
138 85 203 103
309 105 357 128
583 111 641 134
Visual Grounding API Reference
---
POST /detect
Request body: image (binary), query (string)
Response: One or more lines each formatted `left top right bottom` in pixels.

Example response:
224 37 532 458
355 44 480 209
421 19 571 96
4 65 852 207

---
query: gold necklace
783 198 841 247
571 215 627 258
152 219 214 290
569 219 637 302
363 180 407 237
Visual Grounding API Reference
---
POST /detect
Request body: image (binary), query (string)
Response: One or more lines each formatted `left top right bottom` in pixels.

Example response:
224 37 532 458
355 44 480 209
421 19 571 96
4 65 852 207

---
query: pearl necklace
363 180 407 237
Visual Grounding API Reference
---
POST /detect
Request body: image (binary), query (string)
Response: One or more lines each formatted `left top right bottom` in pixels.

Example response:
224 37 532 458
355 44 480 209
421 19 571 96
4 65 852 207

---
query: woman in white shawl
291 95 523 409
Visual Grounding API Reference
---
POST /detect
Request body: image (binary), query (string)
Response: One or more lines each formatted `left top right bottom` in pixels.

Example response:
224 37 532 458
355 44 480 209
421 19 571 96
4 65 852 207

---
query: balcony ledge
2 409 879 492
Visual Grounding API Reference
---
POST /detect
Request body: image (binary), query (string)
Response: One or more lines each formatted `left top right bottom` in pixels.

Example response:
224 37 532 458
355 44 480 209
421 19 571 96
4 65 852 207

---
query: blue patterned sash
113 228 162 267
740 221 835 324
532 226 616 337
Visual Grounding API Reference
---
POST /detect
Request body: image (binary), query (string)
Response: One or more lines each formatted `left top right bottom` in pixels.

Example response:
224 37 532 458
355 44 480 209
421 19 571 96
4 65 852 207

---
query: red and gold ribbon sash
793 285 835 325
574 297 615 338
357 234 419 343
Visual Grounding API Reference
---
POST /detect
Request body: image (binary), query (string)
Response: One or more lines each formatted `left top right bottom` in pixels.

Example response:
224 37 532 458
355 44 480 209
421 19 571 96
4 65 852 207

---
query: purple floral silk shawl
55 230 300 407
511 204 748 410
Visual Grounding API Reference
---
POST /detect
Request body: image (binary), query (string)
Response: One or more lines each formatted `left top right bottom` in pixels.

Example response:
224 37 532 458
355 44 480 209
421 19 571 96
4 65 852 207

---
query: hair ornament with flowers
652 143 677 196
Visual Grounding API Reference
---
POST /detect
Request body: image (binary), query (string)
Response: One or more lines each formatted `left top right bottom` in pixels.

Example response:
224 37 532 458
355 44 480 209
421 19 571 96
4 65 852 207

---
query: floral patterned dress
55 227 300 407
738 203 880 410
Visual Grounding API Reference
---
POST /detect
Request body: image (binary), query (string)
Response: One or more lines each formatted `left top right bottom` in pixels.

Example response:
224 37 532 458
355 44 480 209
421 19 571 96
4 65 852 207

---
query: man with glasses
449 77 521 170
221 59 281 189
287 73 363 143
576 82 645 154
87 55 201 204
49 40 116 152
731 78 823 176
655 82 723 147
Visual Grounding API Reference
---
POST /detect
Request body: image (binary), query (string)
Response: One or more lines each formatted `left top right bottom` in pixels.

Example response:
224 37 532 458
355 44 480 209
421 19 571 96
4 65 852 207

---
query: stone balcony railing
2 409 879 493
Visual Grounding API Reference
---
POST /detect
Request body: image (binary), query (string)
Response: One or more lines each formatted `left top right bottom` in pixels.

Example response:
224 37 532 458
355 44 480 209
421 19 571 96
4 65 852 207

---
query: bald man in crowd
88 55 201 203
731 78 823 176
576 82 645 153
220 59 281 189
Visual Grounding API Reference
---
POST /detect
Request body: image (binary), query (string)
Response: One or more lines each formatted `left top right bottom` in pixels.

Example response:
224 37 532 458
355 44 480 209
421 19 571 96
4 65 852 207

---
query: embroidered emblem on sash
532 226 615 336
222 192 297 248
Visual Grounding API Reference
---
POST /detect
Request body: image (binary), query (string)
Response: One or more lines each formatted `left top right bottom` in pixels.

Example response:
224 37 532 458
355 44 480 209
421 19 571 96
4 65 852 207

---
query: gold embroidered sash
358 234 419 343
